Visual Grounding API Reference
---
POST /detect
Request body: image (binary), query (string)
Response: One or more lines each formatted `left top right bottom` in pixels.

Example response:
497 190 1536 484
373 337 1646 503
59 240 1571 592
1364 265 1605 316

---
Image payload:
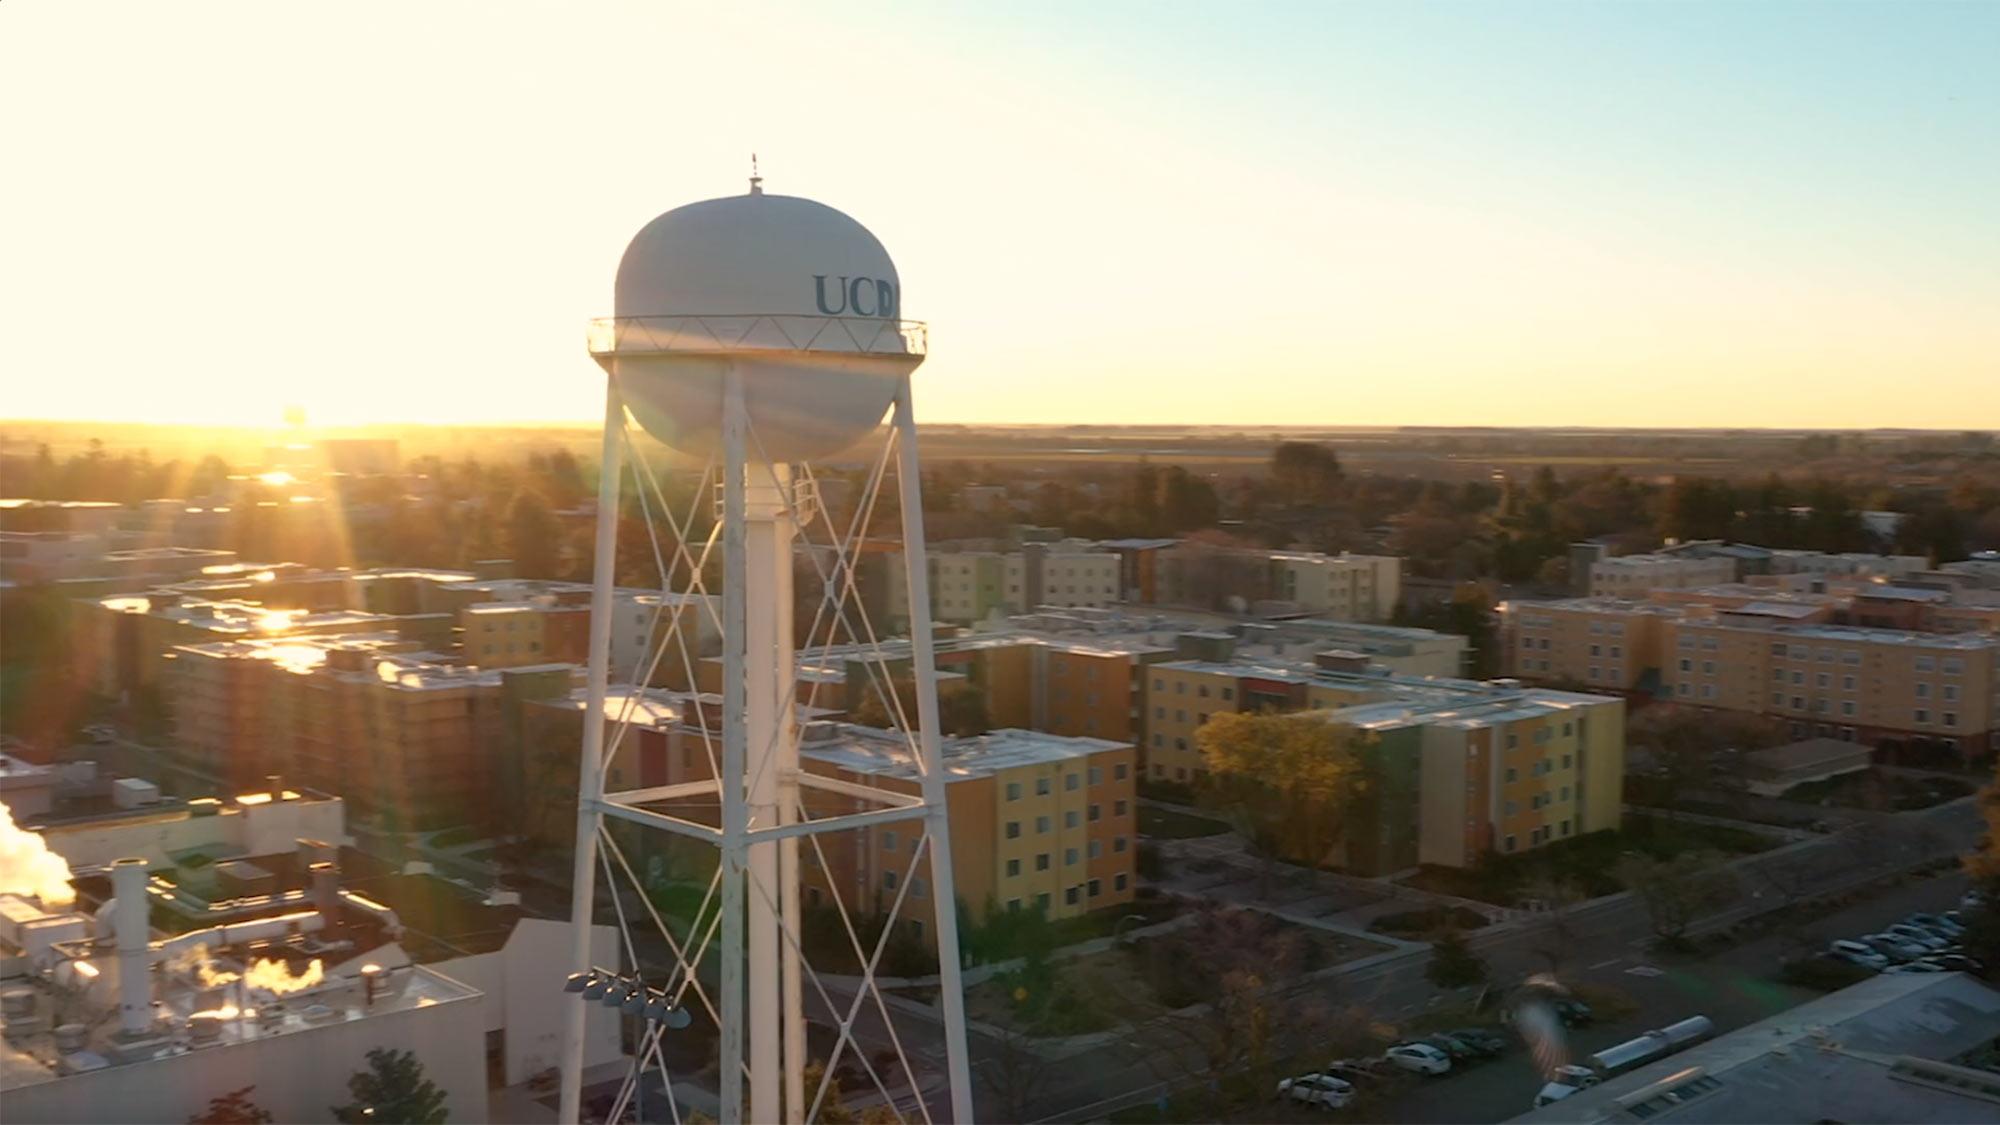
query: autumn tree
1271 442 1343 507
1617 851 1738 947
189 1087 274 1124
331 1048 449 1124
506 489 566 579
1196 712 1370 891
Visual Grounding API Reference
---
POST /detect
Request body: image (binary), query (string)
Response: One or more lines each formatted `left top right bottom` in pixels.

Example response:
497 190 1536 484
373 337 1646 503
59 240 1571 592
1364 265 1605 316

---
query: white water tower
561 174 972 1125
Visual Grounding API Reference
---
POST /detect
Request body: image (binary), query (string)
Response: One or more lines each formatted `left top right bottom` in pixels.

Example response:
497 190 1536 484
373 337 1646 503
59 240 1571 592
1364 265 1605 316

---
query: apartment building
1269 551 1403 621
1315 687 1623 870
1502 596 2000 753
1588 553 1737 597
927 541 1121 624
796 725 1138 934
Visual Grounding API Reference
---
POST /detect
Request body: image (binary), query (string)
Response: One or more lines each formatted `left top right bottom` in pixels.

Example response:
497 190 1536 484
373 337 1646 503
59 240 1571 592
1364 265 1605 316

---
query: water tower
559 173 973 1124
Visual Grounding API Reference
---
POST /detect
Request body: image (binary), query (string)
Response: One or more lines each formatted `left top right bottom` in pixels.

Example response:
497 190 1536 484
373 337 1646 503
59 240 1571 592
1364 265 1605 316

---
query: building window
1005 782 1021 801
1915 709 1930 724
1036 815 1051 833
1089 840 1102 859
1065 886 1080 906
1114 763 1129 781
1088 766 1102 785
1064 811 1079 829
1036 893 1050 912
1504 834 1517 853
1505 767 1518 783
1221 687 1235 701
910 877 928 899
1945 712 1958 728
1064 848 1079 866
1036 777 1051 796
1088 878 1102 898
1088 804 1101 822
883 871 897 890
883 830 897 852
1114 873 1128 892
1917 683 1931 699
1005 821 1020 840
1007 897 1022 912
1006 859 1020 877
1114 836 1128 853
1114 799 1128 816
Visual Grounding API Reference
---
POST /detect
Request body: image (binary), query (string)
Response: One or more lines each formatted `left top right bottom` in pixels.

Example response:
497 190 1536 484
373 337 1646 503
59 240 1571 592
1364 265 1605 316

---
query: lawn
1404 814 1778 907
1139 804 1232 840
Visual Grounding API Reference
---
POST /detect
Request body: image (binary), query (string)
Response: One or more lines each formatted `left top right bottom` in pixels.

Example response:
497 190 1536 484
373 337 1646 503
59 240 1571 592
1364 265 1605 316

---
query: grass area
1784 769 1973 812
1404 814 1777 907
427 823 489 849
1139 804 1232 840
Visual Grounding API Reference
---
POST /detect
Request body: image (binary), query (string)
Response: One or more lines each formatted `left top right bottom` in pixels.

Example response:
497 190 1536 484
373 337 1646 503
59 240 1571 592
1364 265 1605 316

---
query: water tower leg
745 462 794 1123
561 379 627 1124
719 373 751 1125
892 378 976 1124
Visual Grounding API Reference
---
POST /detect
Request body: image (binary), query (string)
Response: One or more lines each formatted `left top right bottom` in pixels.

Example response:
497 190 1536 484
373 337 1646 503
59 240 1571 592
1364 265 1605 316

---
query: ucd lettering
813 275 897 319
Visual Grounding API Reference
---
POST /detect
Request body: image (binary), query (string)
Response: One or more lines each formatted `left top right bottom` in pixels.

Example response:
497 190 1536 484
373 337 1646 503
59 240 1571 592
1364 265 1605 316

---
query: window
1678 658 1692 672
1064 811 1079 829
1007 898 1021 912
1114 763 1128 781
1088 878 1102 898
1677 683 1690 697
1505 800 1518 816
1197 685 1210 698
1151 733 1163 748
1771 692 1784 706
1036 815 1051 833
1064 886 1080 906
1505 767 1518 782
1114 799 1128 816
1917 682 1931 699
1036 777 1051 796
1005 782 1021 801
1916 656 1936 673
1035 853 1050 871
1841 700 1856 717
1151 678 1163 692
1772 668 1785 682
1702 661 1716 675
1560 786 1570 800
1944 684 1960 702
1221 687 1234 701
1589 644 1601 657
1006 859 1020 877
1088 804 1101 822
1088 840 1102 859
882 830 897 852
1943 657 1964 675
1005 821 1021 840
1842 675 1856 691
882 871 898 890
1815 672 1829 688
1174 709 1186 723
1088 766 1102 785
910 877 928 899
1174 682 1185 695
1114 873 1128 892
1504 834 1517 853
1945 712 1959 728
1064 847 1079 866
1114 835 1128 853
1036 893 1050 911
1152 706 1164 720
1915 708 1931 724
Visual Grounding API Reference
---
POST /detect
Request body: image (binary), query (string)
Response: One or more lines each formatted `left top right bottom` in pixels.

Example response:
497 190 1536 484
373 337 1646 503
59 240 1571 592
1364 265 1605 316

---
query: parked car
1277 1073 1355 1109
1384 1043 1453 1075
1860 933 1932 963
1448 1027 1511 1056
1886 960 1950 974
1326 1058 1396 1086
1553 998 1595 1026
1421 1033 1483 1062
1532 1065 1602 1108
1827 939 1890 970
1884 923 1953 952
1926 953 1985 973
1961 890 1987 911
1909 912 1965 937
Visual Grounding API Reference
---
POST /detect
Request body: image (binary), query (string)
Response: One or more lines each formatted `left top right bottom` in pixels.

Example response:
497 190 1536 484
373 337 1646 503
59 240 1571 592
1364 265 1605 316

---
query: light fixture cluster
564 970 694 1028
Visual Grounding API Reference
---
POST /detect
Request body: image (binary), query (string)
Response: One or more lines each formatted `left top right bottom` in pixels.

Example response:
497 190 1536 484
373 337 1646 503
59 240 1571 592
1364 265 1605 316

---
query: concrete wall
1 972 485 1125
42 798 348 870
433 917 624 1086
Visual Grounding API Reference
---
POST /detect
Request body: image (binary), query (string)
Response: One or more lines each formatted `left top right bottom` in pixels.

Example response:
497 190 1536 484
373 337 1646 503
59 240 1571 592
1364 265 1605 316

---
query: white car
1886 960 1949 974
1884 923 1953 952
1385 1042 1452 1075
1277 1073 1355 1109
1827 939 1889 970
1533 1065 1602 1108
1861 933 1932 962
1908 912 1965 938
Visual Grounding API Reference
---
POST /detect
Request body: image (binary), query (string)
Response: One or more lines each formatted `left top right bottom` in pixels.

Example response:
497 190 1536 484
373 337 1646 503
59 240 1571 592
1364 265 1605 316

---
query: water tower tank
592 187 925 463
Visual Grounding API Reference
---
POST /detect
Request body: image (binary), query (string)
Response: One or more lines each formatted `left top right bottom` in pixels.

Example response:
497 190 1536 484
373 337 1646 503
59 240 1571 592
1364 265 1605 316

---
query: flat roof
800 725 1128 781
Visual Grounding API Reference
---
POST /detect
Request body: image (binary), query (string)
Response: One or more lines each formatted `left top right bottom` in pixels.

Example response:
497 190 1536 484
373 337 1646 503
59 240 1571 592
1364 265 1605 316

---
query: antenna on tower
749 152 763 195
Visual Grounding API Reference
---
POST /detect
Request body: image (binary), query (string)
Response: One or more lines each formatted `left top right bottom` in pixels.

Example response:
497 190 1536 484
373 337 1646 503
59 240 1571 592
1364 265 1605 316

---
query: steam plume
0 799 74 907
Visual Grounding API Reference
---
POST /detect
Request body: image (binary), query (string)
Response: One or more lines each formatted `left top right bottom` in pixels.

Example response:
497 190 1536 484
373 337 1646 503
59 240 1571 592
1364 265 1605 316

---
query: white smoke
243 957 323 995
0 799 75 907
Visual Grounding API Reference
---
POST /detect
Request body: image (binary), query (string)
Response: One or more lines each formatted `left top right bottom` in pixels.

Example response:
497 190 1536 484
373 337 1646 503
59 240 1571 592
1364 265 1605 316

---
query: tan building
797 726 1138 933
1589 553 1738 597
1501 596 2000 753
1268 551 1402 621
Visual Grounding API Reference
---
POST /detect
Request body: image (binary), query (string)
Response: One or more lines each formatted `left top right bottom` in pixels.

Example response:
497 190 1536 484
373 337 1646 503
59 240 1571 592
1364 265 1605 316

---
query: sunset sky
3 1 1995 430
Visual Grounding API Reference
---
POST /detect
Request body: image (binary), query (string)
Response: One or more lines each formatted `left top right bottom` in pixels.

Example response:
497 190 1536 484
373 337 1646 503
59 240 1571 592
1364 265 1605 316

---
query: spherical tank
597 189 924 463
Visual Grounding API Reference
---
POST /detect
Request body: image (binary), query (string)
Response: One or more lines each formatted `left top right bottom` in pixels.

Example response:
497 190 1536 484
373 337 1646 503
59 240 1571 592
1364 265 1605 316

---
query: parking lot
1321 869 1972 1123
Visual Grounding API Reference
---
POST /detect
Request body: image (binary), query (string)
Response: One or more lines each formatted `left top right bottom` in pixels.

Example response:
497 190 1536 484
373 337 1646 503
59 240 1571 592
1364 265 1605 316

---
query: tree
505 489 565 579
1617 851 1738 947
189 1087 274 1125
1196 712 1370 893
977 1023 1051 1124
848 674 989 737
1271 442 1342 507
1425 927 1488 988
331 1048 449 1124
